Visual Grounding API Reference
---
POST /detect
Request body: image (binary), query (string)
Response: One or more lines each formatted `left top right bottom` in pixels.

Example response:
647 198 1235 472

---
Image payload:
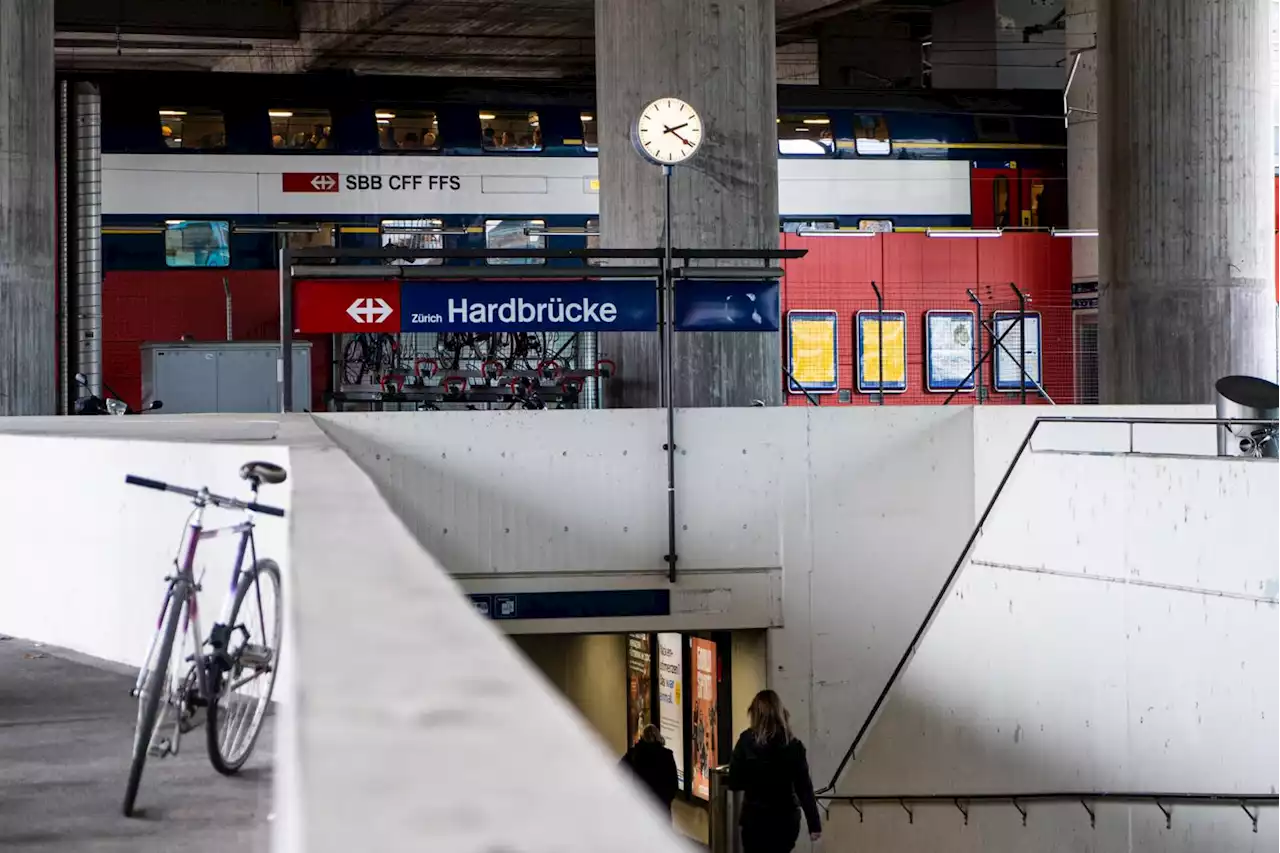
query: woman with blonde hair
728 690 821 852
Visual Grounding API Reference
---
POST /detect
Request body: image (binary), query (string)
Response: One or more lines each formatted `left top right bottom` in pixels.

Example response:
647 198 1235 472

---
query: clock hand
671 131 693 146
662 123 689 134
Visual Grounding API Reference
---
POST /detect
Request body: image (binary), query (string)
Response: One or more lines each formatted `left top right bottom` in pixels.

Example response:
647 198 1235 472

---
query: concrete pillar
1065 0 1098 288
0 0 56 415
1098 0 1277 403
594 0 781 408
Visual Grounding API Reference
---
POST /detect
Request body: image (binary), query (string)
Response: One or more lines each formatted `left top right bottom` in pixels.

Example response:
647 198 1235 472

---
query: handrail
815 414 1279 795
821 791 1277 832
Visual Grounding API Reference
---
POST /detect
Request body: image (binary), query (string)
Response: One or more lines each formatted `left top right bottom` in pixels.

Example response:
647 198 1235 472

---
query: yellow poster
858 312 907 391
787 311 838 392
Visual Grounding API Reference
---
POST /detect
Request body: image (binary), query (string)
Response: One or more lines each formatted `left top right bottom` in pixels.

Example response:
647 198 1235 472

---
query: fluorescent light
797 228 876 237
926 228 1003 238
525 226 600 236
802 117 830 125
1051 228 1099 237
793 127 810 132
158 110 187 117
377 119 390 125
580 113 593 122
375 111 396 119
268 110 294 118
164 219 185 225
478 112 496 121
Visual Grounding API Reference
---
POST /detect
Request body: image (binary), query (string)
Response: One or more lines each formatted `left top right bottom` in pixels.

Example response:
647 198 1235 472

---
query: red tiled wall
780 232 1074 406
103 271 331 411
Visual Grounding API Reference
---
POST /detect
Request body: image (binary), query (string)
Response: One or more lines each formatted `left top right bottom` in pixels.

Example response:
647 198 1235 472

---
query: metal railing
821 791 1277 833
817 415 1280 796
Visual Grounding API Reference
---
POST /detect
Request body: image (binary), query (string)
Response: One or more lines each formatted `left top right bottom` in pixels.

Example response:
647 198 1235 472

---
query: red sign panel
282 172 340 193
294 280 400 334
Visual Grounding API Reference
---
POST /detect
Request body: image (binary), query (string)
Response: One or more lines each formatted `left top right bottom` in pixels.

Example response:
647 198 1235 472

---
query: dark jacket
727 730 822 835
620 740 679 810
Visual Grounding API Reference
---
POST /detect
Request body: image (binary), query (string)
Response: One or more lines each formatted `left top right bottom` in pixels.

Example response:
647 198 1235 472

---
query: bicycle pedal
238 644 273 668
148 738 173 758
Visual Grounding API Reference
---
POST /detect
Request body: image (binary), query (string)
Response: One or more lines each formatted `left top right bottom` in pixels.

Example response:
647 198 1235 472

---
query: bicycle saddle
239 461 288 486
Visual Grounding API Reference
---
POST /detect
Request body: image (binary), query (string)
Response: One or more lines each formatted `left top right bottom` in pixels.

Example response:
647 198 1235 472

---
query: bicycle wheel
123 589 184 817
207 559 282 775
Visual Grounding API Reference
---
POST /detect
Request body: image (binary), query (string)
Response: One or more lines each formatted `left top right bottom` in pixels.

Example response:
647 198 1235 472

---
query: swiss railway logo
282 172 339 193
347 297 393 324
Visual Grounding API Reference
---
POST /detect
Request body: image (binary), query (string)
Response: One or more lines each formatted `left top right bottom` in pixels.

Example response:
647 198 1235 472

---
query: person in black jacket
620 724 679 815
728 690 822 852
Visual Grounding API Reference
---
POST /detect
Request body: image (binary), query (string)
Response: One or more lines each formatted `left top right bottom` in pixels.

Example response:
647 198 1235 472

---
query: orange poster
690 637 719 800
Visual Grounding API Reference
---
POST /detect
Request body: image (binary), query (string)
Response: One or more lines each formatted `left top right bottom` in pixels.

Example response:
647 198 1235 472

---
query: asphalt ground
0 635 272 852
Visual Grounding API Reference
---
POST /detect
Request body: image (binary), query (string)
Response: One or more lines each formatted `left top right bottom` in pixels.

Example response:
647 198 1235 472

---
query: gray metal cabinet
141 342 312 413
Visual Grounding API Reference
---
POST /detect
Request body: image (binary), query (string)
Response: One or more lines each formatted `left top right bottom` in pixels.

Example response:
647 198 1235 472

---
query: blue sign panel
400 280 657 332
673 279 780 332
466 589 670 621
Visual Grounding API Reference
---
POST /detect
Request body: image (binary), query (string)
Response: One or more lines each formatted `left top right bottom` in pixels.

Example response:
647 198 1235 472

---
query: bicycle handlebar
125 475 286 517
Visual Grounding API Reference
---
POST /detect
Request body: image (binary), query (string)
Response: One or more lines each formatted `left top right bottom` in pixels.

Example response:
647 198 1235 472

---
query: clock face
634 98 703 165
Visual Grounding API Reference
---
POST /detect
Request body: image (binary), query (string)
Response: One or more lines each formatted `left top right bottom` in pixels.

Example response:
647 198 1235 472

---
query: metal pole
58 79 71 414
1012 282 1027 404
967 288 984 403
662 164 678 584
73 82 103 399
279 245 293 413
871 282 884 404
943 314 1022 405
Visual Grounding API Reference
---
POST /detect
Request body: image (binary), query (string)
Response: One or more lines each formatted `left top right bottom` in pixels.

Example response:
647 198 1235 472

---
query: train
85 72 1071 408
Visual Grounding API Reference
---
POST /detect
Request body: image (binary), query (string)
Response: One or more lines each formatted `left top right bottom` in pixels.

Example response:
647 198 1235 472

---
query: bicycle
121 461 288 818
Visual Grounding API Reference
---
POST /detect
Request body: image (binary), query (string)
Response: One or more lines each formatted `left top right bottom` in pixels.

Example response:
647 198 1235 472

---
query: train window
853 114 891 156
480 110 542 151
270 109 333 150
159 109 226 150
993 175 1011 228
582 113 598 152
858 219 894 232
164 220 230 267
777 114 833 155
381 219 445 266
485 219 546 265
377 110 440 150
782 220 837 233
975 115 1016 142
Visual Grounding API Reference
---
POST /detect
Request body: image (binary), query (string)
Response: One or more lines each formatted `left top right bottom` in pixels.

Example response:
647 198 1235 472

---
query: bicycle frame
133 490 261 751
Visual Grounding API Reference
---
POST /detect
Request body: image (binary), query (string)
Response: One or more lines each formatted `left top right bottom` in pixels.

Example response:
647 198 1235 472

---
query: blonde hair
748 690 792 745
639 724 665 746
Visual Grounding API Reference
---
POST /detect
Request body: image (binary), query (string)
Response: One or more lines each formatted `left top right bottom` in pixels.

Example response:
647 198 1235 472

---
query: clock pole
661 162 677 583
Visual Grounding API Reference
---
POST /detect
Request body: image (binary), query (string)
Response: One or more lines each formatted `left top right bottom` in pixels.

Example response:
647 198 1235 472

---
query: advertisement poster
925 310 977 392
657 633 685 788
786 310 839 394
857 310 908 393
626 633 652 747
992 311 1043 390
690 637 719 801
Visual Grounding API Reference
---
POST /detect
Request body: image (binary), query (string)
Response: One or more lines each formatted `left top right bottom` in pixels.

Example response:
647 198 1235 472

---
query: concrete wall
730 629 768 741
832 409 1277 851
514 633 630 756
0 428 290 669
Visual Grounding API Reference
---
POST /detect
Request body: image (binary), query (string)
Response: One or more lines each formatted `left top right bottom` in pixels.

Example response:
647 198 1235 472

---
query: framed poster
992 311 1042 391
656 633 686 788
856 310 908 393
689 637 719 801
925 310 977 392
626 633 653 747
786 310 839 394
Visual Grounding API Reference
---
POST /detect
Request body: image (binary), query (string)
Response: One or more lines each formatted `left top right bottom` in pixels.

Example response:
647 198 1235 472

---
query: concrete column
0 0 56 415
1098 0 1277 403
594 0 781 408
1066 0 1098 288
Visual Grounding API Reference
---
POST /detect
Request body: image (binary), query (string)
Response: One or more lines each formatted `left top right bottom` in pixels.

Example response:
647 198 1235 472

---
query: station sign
400 280 658 332
294 280 400 334
672 279 780 332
